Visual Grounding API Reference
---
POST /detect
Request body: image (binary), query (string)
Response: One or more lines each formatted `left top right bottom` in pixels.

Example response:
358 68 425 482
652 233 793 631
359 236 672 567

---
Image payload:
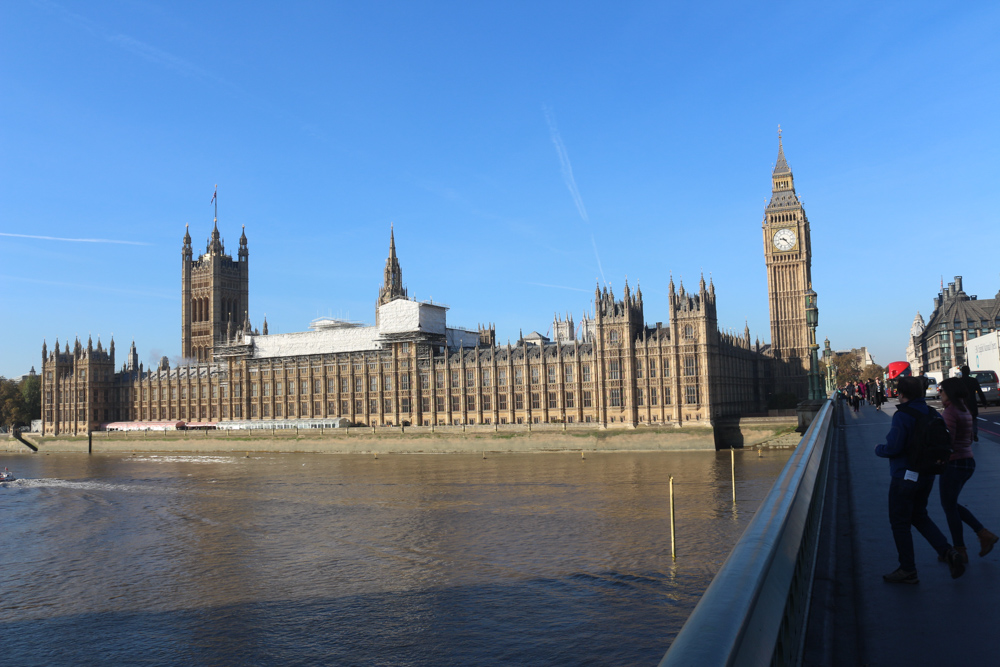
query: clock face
772 227 797 251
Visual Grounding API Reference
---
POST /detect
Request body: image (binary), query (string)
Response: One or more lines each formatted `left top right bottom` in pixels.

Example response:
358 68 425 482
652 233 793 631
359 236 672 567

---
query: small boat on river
0 468 15 482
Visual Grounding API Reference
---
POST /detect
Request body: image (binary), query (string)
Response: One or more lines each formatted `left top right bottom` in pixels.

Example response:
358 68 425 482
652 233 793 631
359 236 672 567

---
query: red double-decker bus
885 361 912 398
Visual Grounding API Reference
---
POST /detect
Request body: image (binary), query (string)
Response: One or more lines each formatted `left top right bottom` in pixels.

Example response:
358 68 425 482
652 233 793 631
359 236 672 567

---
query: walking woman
938 377 999 562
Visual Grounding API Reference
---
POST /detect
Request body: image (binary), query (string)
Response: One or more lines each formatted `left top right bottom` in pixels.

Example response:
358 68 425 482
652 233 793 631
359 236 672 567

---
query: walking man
960 365 988 442
876 376 965 583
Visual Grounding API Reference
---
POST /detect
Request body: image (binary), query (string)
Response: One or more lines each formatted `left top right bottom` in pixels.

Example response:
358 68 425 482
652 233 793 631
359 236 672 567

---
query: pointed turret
87 335 93 352
207 218 224 255
42 339 47 360
239 224 248 260
262 316 269 335
376 224 407 320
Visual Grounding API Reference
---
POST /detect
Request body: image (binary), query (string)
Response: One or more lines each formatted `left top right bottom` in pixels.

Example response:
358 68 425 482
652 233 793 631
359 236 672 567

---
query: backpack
897 404 952 474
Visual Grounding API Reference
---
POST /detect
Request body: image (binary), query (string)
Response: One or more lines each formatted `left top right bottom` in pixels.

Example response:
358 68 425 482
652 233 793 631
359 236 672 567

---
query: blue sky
2 1 998 378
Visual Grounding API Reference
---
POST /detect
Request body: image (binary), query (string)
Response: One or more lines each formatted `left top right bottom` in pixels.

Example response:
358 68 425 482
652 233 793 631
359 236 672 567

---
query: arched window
684 324 694 340
609 330 619 344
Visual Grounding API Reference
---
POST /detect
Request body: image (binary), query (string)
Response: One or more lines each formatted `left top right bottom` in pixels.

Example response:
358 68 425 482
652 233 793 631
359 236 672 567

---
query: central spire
773 125 790 176
376 224 407 319
768 126 798 202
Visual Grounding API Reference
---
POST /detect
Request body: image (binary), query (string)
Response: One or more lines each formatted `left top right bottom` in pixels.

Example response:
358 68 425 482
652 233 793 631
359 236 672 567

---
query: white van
923 372 943 399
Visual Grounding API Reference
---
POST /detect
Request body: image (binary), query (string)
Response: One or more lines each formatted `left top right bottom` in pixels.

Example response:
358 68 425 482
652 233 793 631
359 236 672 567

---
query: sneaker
883 567 919 584
946 548 967 579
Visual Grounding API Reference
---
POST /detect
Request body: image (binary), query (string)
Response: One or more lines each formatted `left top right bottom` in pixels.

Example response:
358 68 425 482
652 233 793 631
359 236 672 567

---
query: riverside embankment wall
2 418 796 455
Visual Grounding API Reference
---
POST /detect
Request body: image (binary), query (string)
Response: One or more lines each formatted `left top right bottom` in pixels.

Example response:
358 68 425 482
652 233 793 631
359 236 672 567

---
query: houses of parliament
40 135 816 438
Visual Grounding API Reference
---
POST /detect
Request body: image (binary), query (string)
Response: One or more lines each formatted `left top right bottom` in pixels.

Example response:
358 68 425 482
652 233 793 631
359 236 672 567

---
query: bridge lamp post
805 289 822 400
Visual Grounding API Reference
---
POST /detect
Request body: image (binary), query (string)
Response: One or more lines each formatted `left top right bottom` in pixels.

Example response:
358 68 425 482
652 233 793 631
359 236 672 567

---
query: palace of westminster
40 135 817 436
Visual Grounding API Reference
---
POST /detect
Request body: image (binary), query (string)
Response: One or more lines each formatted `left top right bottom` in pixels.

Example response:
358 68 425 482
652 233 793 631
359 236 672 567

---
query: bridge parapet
660 398 836 666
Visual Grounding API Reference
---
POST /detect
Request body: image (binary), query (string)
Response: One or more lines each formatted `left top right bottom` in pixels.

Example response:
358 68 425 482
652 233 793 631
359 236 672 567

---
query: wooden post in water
669 475 676 560
731 447 736 503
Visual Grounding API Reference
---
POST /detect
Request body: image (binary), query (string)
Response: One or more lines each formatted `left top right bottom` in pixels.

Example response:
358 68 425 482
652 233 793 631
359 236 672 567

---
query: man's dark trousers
889 474 949 570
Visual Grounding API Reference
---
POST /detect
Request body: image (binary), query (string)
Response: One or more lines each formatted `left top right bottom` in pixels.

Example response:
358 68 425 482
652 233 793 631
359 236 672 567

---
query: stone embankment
2 417 797 455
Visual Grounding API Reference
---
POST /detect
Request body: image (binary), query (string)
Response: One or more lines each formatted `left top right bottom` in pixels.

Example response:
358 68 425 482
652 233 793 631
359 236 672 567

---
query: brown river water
0 448 792 665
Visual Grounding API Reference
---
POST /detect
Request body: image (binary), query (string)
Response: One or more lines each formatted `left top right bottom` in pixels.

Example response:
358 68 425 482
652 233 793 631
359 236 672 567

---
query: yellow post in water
669 475 676 560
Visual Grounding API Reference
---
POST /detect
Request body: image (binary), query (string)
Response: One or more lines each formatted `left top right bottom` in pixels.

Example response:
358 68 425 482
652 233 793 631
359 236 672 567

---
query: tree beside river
0 375 40 429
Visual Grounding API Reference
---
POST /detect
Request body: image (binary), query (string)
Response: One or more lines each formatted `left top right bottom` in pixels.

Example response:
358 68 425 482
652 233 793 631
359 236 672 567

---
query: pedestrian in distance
937 377 999 562
858 380 867 406
876 376 965 583
960 365 988 442
846 382 858 412
874 378 887 411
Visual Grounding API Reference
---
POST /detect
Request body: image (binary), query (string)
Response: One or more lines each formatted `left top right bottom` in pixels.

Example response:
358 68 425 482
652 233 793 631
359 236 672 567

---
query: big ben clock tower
763 127 813 398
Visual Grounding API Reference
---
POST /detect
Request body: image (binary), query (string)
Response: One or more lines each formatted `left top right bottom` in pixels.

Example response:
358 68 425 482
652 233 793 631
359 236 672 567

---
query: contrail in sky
0 232 149 246
32 0 320 138
543 106 606 285
32 0 209 79
544 106 589 223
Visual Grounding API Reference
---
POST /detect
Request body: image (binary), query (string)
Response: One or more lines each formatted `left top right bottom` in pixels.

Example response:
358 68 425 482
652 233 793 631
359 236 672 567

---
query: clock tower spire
763 127 813 399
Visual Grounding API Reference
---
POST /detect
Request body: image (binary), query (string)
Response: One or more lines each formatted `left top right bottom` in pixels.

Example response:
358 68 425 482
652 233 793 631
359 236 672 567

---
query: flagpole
214 184 218 222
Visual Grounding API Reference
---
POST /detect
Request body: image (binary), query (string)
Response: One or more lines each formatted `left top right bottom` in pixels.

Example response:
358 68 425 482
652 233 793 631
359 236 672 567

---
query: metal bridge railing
659 399 836 667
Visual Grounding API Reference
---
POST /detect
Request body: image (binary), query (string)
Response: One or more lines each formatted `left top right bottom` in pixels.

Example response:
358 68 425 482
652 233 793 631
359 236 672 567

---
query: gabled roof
925 294 1000 332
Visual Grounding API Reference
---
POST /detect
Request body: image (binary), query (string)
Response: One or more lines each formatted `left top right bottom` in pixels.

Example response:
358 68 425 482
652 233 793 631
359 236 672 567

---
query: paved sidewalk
843 400 1000 665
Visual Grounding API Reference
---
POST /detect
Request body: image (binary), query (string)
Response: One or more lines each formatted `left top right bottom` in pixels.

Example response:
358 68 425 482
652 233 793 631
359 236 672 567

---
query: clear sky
2 1 998 378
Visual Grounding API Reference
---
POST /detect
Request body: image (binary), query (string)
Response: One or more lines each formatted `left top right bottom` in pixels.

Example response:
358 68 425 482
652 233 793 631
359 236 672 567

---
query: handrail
659 399 835 667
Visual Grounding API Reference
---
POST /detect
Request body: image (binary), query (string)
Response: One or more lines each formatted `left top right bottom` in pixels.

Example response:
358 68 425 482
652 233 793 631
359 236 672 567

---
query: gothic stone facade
41 271 767 435
182 220 249 362
41 137 812 436
907 276 1000 376
763 132 813 398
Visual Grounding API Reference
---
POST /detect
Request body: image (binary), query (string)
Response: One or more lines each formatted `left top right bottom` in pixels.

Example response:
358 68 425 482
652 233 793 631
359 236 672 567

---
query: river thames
1 448 792 665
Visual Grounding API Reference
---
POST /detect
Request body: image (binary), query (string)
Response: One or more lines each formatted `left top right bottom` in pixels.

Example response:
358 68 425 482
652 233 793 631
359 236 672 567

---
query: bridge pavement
829 399 1000 665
